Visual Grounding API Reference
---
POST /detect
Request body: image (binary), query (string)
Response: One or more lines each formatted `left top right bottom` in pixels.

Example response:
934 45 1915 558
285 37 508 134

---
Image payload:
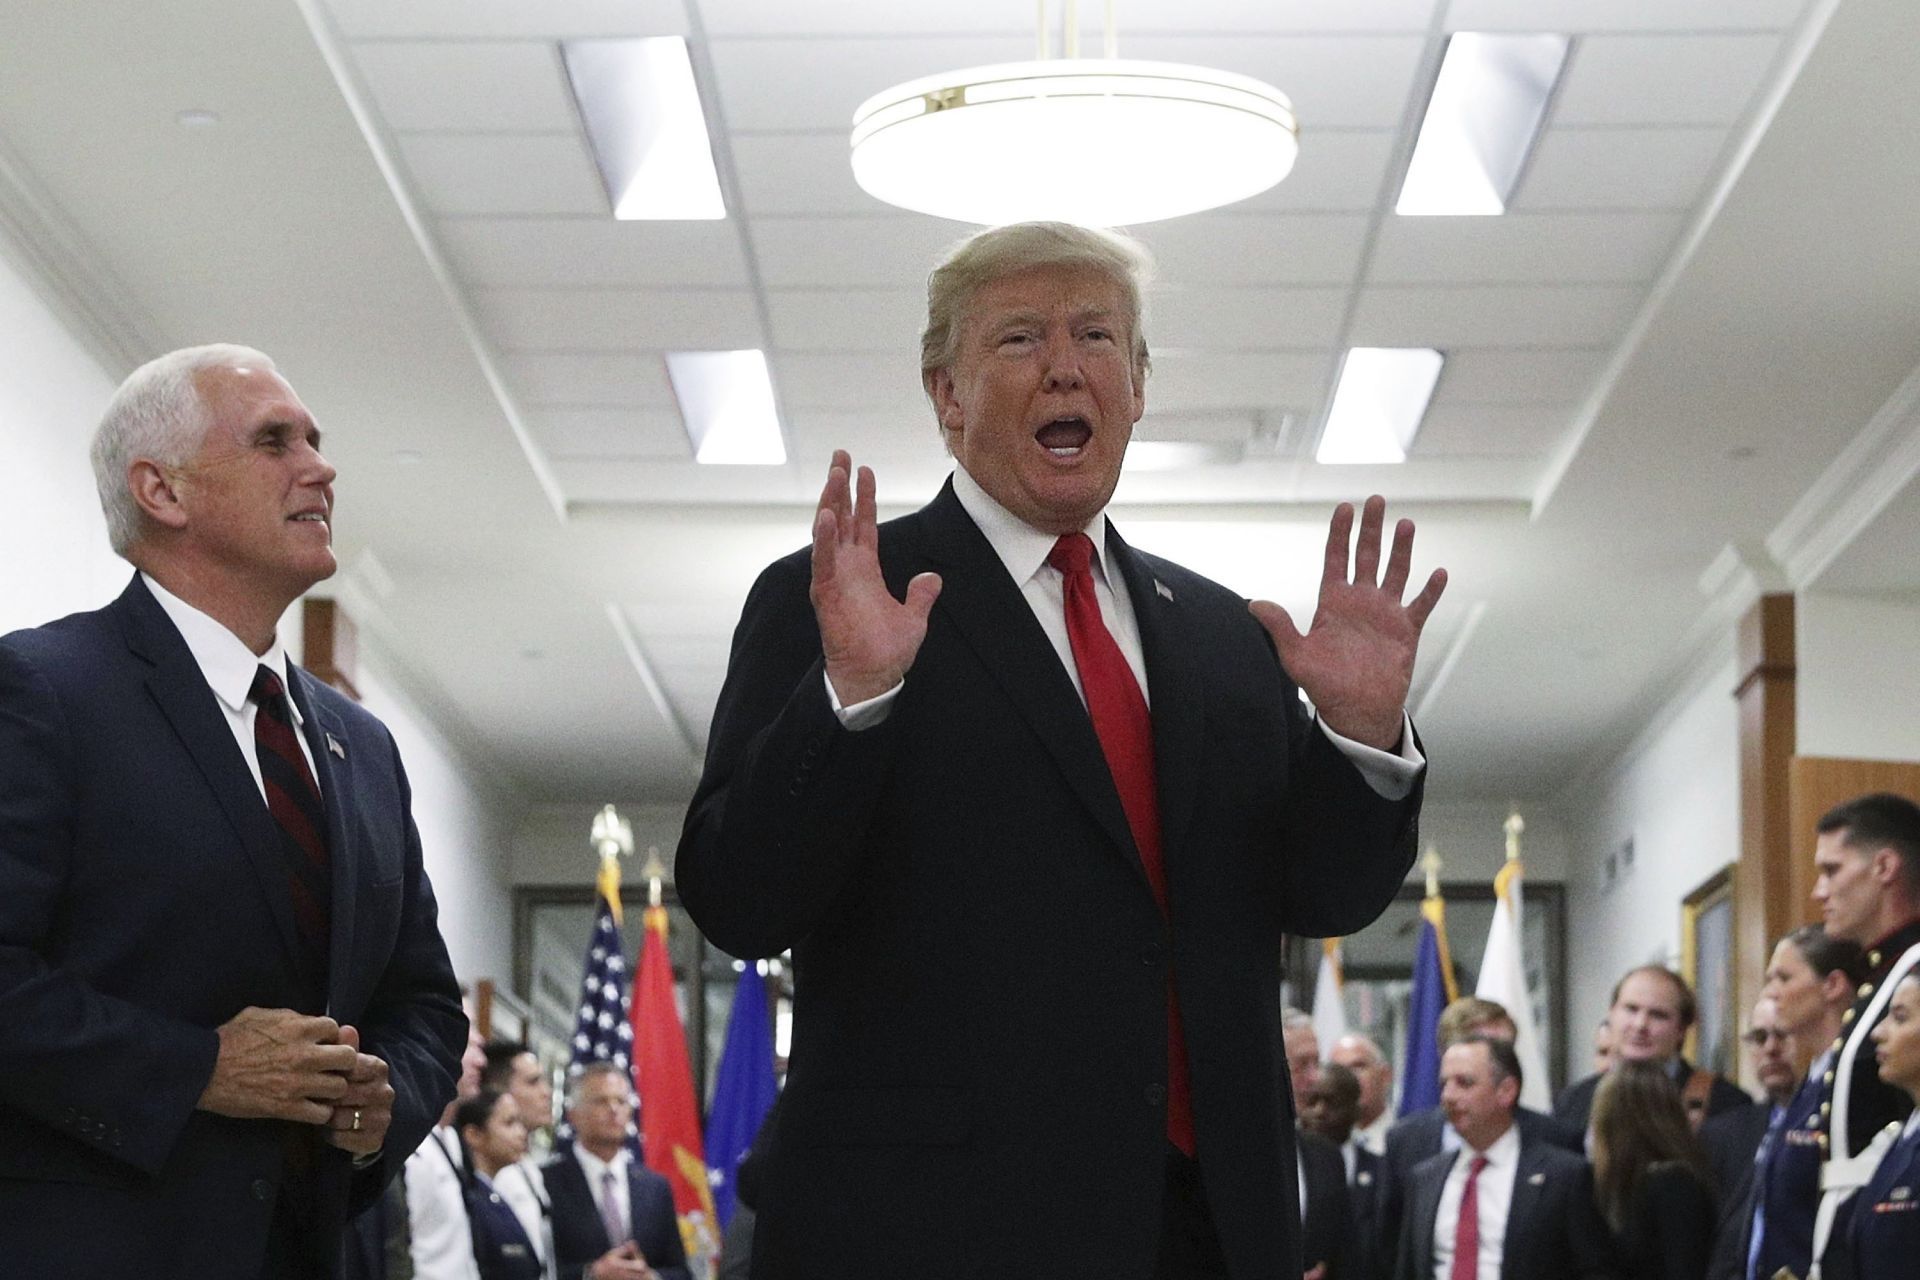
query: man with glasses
1702 999 1799 1280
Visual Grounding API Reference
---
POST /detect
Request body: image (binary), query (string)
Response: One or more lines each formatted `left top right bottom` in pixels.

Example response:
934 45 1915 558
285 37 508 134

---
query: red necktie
1450 1153 1489 1280
1048 533 1194 1156
250 666 332 964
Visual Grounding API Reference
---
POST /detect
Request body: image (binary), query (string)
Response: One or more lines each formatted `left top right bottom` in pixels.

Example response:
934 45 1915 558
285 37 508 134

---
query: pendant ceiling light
850 2 1299 227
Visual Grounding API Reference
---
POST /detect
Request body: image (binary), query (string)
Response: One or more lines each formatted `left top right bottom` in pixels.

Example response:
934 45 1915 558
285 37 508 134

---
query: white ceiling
2 0 1917 808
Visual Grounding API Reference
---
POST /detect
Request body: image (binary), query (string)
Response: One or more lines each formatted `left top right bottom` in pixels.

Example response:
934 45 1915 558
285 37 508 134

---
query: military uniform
1753 1056 1829 1280
1810 920 1920 1280
1846 1114 1920 1280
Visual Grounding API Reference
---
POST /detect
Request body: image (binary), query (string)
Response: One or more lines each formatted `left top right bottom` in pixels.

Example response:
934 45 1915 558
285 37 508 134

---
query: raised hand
810 450 942 705
1249 495 1446 751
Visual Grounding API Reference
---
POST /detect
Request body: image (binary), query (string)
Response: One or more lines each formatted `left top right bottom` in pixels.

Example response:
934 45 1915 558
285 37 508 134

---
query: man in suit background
545 1063 688 1280
1302 1063 1383 1280
1286 1009 1353 1280
1701 998 1797 1280
676 222 1446 1279
0 344 466 1278
1393 1035 1614 1280
1332 1034 1396 1156
1553 966 1750 1136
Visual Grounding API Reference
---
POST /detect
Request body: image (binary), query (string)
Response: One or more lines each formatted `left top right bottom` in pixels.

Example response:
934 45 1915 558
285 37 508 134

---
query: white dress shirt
405 1127 481 1280
573 1144 634 1242
1431 1123 1520 1280
830 466 1424 799
1356 1112 1392 1157
142 572 320 799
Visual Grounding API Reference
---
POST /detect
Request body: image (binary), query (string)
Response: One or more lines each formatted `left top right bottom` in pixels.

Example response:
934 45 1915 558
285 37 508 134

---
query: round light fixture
851 59 1299 227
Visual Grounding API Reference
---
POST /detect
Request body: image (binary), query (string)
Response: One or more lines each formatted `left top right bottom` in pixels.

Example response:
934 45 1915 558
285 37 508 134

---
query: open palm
809 451 942 705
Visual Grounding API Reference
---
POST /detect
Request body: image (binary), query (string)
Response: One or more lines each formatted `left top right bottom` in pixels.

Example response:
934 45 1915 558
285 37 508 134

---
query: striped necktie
249 666 332 966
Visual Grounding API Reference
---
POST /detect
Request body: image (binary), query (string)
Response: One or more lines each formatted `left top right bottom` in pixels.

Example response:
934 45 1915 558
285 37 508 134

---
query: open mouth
1035 416 1092 457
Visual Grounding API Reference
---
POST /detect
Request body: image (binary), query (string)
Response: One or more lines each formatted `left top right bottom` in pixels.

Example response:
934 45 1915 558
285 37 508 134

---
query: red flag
631 904 719 1265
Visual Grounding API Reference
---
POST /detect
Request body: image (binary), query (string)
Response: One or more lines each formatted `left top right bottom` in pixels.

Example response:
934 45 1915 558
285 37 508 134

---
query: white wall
1798 591 1920 762
0 246 125 630
1561 647 1742 1044
513 801 688 887
1416 801 1572 885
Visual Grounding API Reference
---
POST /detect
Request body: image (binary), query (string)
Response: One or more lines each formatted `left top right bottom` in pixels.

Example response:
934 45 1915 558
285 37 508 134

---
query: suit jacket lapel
117 576 305 970
910 484 1139 869
1503 1142 1548 1276
1106 527 1204 858
286 665 357 1009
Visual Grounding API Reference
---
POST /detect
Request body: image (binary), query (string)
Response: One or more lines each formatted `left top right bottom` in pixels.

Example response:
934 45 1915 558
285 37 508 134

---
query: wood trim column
302 597 361 701
1734 594 1795 1086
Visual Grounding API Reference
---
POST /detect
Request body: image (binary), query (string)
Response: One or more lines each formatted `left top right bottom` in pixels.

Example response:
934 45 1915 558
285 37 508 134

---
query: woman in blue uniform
1854 972 1920 1280
456 1089 546 1280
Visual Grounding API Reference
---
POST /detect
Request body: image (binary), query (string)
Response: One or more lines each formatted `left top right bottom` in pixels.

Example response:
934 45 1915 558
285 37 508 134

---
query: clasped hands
810 450 1447 749
196 1006 395 1157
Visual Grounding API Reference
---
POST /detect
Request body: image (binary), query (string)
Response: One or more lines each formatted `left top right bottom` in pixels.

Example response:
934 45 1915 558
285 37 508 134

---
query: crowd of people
1283 792 1920 1280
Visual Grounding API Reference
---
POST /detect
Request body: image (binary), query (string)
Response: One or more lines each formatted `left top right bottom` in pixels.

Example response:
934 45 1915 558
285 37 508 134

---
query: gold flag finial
589 803 633 926
1503 811 1524 863
642 845 667 909
1422 845 1443 899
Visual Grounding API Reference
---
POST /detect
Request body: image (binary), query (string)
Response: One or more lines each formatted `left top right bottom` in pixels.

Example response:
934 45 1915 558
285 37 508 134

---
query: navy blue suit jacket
0 576 465 1278
1391 1131 1617 1280
544 1148 691 1280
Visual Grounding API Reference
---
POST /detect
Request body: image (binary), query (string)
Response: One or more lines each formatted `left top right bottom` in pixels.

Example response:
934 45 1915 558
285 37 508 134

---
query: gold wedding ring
350 1109 362 1132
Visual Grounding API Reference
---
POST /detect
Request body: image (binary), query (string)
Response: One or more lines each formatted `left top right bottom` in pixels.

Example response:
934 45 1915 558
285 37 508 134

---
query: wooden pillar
1733 594 1795 1087
302 597 361 700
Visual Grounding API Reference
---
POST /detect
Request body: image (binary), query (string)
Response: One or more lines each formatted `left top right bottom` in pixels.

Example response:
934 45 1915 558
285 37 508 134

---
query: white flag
1476 859 1550 1112
1312 938 1349 1053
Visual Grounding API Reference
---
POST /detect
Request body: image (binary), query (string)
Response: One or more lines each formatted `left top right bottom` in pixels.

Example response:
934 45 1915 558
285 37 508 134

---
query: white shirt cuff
826 670 902 731
1317 712 1423 800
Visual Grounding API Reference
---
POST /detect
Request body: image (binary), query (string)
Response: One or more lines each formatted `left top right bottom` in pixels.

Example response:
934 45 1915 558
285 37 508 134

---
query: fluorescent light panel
667 350 786 465
563 37 725 220
1396 33 1569 217
1316 348 1444 465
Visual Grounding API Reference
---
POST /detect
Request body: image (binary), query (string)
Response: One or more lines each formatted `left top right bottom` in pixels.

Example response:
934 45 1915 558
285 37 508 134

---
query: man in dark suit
676 222 1446 1279
0 345 466 1278
1302 1062 1381 1280
1553 965 1750 1135
1701 998 1797 1280
1393 1036 1614 1280
545 1064 689 1280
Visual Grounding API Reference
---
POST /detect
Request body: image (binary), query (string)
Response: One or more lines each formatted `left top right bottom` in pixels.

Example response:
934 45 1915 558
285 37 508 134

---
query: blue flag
1398 896 1457 1117
705 963 778 1227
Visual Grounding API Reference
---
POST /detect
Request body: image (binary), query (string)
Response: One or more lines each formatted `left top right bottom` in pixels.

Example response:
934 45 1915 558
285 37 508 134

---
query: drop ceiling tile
752 216 969 288
701 0 1440 37
1434 348 1609 404
352 42 576 132
1349 285 1639 346
1235 130 1400 212
1446 0 1806 33
478 287 765 351
764 289 925 351
503 353 678 407
709 37 1031 132
440 218 751 288
1119 35 1429 129
697 0 1044 37
1100 0 1439 34
786 410 948 460
733 133 877 216
772 353 928 415
326 0 686 38
1369 213 1683 285
398 135 606 216
1143 214 1370 286
1412 402 1573 458
1514 126 1728 210
1146 350 1329 412
1150 287 1347 350
527 408 690 460
1553 34 1782 127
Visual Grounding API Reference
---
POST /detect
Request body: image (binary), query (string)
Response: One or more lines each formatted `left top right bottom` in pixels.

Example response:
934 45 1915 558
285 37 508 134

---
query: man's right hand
196 1006 357 1124
588 1241 654 1279
810 450 942 706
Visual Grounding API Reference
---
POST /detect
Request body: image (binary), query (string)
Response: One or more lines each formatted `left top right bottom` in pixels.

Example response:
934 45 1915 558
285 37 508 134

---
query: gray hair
919 221 1153 414
565 1060 633 1107
90 343 277 556
1281 1006 1315 1033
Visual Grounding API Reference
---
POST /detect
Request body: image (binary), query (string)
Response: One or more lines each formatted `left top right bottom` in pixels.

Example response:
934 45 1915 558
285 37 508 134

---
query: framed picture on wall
1681 867 1736 1076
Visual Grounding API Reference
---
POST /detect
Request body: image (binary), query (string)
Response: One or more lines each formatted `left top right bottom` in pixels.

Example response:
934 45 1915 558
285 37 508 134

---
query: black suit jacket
1698 1099 1777 1280
1379 1105 1581 1272
1553 1060 1751 1135
544 1149 690 1280
0 576 466 1278
1350 1144 1389 1280
1300 1130 1353 1279
1392 1130 1617 1280
677 481 1422 1280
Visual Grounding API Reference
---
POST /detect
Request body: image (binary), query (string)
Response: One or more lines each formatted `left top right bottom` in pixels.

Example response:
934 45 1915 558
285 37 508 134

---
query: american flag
556 883 633 1143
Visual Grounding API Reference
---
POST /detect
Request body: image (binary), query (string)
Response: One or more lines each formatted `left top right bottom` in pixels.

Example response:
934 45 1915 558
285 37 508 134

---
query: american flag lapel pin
1154 579 1174 601
1527 1172 1546 1186
326 733 347 760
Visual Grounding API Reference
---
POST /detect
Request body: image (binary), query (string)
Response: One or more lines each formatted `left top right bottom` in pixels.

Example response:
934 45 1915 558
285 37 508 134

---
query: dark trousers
1155 1147 1228 1280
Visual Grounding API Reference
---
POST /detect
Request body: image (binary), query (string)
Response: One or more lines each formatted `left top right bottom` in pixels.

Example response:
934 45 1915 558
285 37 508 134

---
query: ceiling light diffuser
1396 33 1570 217
667 351 786 466
1316 348 1444 465
850 60 1298 226
564 38 726 221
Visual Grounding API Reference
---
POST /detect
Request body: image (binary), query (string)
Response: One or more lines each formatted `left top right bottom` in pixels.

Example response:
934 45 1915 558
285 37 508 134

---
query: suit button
1145 1082 1168 1107
1140 942 1163 967
251 1179 273 1202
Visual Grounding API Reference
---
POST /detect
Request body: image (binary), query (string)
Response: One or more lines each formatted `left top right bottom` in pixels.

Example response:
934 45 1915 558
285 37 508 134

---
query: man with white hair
1330 1032 1394 1155
0 345 466 1278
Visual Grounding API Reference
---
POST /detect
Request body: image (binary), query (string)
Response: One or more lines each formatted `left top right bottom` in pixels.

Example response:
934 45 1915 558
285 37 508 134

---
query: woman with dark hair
455 1088 545 1280
1852 971 1920 1278
1590 1061 1716 1280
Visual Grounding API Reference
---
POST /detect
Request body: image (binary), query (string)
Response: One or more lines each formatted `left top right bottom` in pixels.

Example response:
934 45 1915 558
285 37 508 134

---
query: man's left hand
1249 495 1446 750
322 1024 395 1157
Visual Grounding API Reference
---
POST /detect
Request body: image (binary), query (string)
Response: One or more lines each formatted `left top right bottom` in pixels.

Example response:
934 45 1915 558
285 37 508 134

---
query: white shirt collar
573 1142 631 1184
950 465 1115 590
1466 1121 1523 1167
142 572 300 725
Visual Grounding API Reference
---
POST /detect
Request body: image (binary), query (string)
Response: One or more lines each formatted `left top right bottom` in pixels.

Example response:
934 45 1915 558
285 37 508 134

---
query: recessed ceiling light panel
1396 33 1570 217
564 37 726 221
1316 348 1444 465
667 350 786 466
